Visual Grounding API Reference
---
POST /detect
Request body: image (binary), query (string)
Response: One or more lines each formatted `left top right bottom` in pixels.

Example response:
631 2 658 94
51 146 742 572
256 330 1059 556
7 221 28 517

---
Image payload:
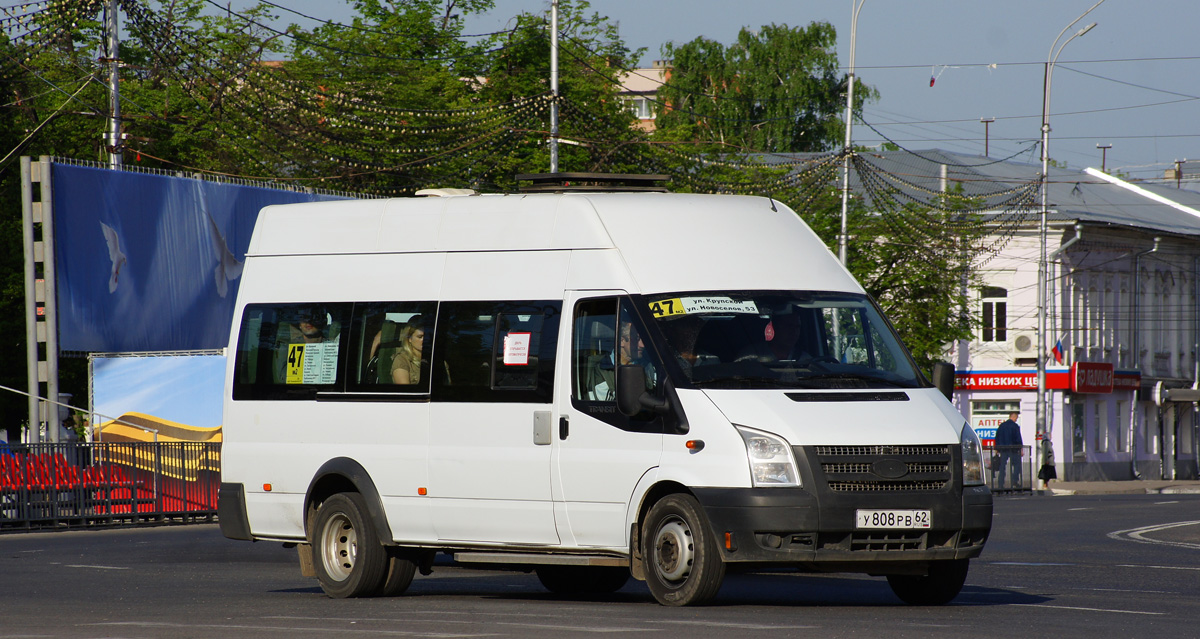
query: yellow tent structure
95 413 221 480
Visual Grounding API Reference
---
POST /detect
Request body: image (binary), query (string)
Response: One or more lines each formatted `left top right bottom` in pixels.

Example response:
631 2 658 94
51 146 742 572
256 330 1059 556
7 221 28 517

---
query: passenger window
431 301 560 403
572 297 664 430
348 302 436 392
232 303 350 400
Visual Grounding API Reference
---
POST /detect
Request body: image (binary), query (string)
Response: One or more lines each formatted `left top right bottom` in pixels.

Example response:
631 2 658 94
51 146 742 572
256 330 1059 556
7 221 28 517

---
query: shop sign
955 369 1070 390
1071 362 1113 393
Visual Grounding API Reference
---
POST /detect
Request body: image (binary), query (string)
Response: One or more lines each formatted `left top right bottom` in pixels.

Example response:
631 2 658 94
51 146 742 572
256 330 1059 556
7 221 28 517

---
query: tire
311 492 388 598
887 559 970 605
378 547 418 597
535 565 630 595
641 493 725 606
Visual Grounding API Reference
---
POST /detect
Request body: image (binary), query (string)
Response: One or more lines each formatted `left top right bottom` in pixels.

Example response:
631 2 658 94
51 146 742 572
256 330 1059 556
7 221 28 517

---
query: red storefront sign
955 366 1139 393
1071 362 1114 393
955 370 1069 390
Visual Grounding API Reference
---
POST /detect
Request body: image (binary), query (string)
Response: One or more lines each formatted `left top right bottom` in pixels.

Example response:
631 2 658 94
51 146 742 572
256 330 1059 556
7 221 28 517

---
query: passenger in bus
588 321 655 401
296 308 329 343
390 317 425 385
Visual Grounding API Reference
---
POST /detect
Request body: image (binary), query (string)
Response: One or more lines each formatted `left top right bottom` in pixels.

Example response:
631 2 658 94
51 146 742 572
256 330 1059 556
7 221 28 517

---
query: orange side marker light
417 487 428 496
685 440 705 451
263 483 272 492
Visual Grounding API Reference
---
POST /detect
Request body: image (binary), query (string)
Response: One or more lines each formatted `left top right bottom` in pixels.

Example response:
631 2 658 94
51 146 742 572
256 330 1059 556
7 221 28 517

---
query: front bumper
691 444 993 570
693 485 991 567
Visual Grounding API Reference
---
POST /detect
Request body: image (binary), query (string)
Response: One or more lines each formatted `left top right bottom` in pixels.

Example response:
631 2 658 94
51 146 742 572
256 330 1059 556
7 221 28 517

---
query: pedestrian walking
995 411 1023 489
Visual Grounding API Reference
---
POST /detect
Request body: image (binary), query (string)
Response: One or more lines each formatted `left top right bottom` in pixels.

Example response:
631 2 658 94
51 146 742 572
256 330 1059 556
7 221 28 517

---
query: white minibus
218 176 992 606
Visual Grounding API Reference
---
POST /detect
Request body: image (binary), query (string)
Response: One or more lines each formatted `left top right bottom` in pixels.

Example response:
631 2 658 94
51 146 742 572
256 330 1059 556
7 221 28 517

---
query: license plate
856 509 931 529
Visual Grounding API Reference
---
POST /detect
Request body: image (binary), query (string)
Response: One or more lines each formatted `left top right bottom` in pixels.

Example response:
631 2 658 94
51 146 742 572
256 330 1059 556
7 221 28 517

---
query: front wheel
311 492 388 598
886 559 969 605
535 565 630 595
641 494 725 606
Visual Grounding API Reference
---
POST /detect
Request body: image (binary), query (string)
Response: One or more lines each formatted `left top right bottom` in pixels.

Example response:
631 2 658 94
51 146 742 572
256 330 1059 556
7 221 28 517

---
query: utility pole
548 0 559 173
1096 143 1111 172
105 0 122 168
838 0 867 266
980 117 994 157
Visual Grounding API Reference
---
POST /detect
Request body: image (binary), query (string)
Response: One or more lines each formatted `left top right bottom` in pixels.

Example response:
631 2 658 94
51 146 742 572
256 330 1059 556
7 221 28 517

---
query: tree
653 22 875 153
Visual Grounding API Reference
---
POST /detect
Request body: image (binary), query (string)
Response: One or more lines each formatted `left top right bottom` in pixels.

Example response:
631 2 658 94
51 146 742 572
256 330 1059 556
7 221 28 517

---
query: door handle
559 416 569 440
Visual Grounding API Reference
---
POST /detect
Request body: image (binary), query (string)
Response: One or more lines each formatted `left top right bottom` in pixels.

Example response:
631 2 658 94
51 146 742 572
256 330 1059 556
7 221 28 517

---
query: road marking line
1108 520 1200 550
494 622 653 633
989 562 1074 566
1154 501 1179 505
91 621 496 637
1010 603 1164 616
1118 564 1200 571
651 620 815 630
65 564 130 570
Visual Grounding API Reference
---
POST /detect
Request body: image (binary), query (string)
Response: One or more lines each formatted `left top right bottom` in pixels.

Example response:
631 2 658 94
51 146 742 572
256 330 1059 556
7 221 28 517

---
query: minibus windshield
642 291 923 390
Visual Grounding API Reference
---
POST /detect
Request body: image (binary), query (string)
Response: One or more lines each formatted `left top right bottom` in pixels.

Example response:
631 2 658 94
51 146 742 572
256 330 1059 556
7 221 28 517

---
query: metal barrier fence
984 444 1032 492
0 441 219 532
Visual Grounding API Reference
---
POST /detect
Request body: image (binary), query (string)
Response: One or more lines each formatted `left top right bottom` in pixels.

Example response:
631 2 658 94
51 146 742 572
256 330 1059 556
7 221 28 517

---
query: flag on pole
1051 338 1064 364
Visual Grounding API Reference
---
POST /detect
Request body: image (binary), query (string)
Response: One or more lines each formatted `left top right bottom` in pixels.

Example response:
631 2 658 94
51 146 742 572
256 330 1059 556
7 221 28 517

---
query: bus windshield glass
642 291 923 390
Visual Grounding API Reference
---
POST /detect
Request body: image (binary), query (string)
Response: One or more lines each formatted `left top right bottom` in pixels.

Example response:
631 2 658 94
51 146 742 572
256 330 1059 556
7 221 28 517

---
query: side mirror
931 361 956 401
617 365 669 417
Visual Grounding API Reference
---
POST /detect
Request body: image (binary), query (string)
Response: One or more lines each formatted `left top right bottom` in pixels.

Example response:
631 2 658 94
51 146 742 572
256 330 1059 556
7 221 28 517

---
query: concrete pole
549 0 559 173
106 0 122 168
838 0 865 266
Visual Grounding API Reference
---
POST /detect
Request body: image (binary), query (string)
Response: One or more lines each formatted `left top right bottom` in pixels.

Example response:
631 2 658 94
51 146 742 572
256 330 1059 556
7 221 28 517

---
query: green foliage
653 22 875 153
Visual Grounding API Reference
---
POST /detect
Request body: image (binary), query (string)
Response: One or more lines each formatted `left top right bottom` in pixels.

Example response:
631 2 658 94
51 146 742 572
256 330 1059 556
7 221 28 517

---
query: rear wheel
311 492 388 598
535 565 630 595
641 494 725 606
887 559 970 605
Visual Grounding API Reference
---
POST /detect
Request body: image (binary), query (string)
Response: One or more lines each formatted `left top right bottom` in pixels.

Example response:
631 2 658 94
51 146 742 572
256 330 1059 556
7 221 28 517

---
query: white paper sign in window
502 332 532 365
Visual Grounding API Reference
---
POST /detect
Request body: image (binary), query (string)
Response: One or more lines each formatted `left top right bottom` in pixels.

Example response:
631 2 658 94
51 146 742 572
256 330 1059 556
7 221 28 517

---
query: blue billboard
52 164 350 352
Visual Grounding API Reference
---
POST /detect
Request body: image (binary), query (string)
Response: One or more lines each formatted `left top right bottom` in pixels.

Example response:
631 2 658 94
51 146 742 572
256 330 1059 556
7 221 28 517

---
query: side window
572 297 664 430
232 303 350 400
347 302 436 393
431 300 561 403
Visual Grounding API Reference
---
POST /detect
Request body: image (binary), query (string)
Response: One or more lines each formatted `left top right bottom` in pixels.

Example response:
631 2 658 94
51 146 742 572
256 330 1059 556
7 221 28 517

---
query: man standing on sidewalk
996 411 1024 489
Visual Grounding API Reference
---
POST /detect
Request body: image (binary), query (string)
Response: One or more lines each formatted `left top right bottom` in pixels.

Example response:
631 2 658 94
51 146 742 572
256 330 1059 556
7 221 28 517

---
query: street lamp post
1038 2 1103 487
838 0 866 266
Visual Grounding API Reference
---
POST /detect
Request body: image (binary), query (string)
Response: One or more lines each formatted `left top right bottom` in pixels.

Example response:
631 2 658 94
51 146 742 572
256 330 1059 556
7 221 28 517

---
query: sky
225 1 1199 180
93 355 226 428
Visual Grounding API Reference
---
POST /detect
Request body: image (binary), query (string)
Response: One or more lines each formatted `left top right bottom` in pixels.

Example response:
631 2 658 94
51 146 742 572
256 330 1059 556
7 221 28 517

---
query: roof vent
515 172 669 193
414 188 476 197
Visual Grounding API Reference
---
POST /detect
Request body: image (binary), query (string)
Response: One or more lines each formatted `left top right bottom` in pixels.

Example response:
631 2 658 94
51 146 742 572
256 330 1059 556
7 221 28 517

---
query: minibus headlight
735 425 801 488
961 422 985 486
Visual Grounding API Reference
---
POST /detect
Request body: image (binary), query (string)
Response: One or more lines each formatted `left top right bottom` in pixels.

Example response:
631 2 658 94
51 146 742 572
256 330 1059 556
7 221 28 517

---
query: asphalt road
2 494 1198 638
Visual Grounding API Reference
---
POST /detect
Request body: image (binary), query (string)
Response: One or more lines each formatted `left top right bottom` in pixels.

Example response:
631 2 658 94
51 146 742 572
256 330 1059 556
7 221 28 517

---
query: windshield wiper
692 375 786 389
790 373 915 389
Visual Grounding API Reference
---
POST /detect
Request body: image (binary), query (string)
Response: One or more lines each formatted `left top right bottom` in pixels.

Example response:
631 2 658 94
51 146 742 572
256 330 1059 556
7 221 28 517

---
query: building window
626 96 654 120
981 287 1007 342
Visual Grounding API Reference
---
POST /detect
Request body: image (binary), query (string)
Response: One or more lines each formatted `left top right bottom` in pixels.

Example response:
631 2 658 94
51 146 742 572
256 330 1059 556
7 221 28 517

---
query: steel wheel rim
320 512 357 581
653 517 694 583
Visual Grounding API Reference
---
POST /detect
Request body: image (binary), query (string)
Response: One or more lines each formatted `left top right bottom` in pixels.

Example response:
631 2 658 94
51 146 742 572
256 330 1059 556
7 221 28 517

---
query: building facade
936 159 1200 482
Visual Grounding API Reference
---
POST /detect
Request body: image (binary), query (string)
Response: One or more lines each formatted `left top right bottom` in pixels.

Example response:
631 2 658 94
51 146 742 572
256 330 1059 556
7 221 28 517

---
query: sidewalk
1019 479 1200 496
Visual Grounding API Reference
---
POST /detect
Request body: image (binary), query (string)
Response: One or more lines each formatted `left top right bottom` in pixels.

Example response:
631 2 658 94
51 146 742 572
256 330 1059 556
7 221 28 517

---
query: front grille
828 480 948 492
816 530 958 552
815 445 950 456
823 462 949 475
807 444 954 493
